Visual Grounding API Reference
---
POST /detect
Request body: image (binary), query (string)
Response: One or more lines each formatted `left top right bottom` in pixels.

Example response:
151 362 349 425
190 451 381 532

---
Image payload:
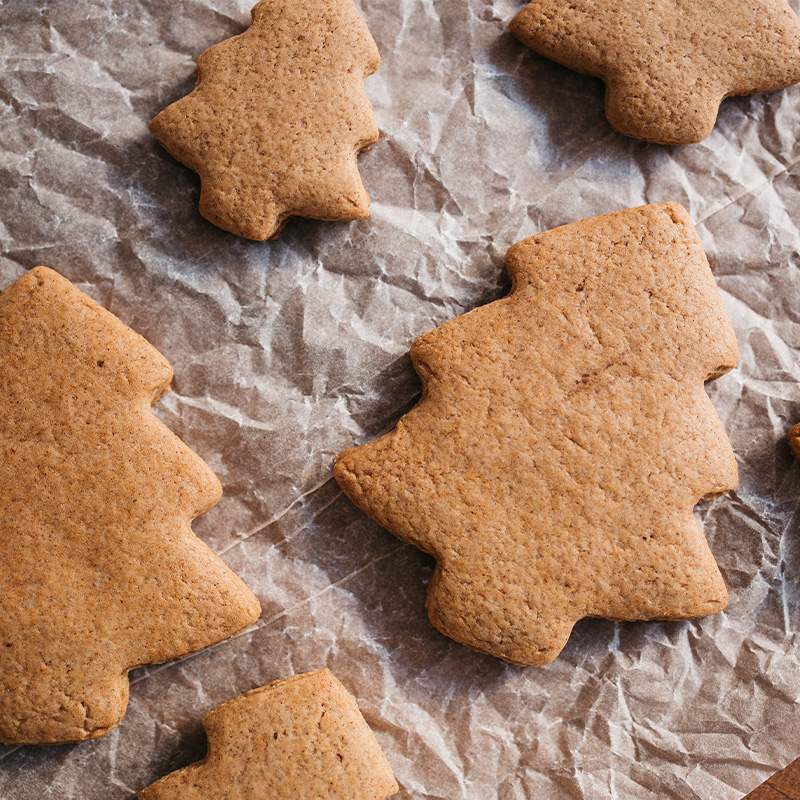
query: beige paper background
1 0 800 797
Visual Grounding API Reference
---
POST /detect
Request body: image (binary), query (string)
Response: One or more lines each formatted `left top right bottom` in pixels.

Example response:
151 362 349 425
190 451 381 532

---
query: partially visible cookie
788 423 800 459
150 0 380 240
335 203 738 666
138 669 399 799
509 0 800 145
0 267 261 744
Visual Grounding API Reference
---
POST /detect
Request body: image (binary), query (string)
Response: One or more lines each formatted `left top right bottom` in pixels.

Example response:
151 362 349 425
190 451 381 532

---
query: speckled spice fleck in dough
0 267 261 745
335 203 739 666
138 669 399 800
149 0 380 240
509 0 800 145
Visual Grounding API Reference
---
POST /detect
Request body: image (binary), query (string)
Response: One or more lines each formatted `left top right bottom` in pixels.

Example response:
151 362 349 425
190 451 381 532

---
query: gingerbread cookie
509 0 800 145
0 267 261 744
138 669 398 799
149 0 380 240
788 422 800 459
335 203 739 666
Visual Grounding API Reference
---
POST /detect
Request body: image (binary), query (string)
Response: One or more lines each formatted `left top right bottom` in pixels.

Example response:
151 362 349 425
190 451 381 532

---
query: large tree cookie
0 267 261 744
509 0 800 145
335 203 739 666
149 0 380 240
138 669 398 799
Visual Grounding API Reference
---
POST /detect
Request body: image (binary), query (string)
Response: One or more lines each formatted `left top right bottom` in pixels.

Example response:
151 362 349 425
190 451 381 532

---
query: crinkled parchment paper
1 1 800 797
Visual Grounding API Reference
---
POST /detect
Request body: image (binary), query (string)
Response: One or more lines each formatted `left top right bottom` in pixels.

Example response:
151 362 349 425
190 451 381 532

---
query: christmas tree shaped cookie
139 669 398 799
335 203 739 666
0 267 261 744
509 0 800 145
150 0 380 240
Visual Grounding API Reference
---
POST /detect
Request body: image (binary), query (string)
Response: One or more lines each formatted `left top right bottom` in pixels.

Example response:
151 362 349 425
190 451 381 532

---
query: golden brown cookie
149 0 380 240
138 669 398 799
788 423 800 459
334 203 739 666
0 267 261 744
509 0 800 145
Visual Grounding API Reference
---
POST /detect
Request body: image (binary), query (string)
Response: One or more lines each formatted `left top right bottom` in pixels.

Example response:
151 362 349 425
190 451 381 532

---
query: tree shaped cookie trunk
0 267 261 744
335 203 738 666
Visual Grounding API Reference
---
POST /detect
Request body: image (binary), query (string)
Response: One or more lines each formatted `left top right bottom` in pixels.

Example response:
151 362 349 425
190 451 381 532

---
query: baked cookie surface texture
138 669 398 800
509 0 800 145
149 0 380 240
0 267 261 745
335 203 739 666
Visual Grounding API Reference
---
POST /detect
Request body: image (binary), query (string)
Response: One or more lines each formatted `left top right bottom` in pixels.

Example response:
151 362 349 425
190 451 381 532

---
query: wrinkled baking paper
1 1 800 797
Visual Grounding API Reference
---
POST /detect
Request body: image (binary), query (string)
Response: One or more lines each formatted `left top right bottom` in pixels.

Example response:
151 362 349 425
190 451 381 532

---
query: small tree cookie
509 0 800 145
0 267 261 744
335 203 739 666
150 0 380 240
138 670 398 799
